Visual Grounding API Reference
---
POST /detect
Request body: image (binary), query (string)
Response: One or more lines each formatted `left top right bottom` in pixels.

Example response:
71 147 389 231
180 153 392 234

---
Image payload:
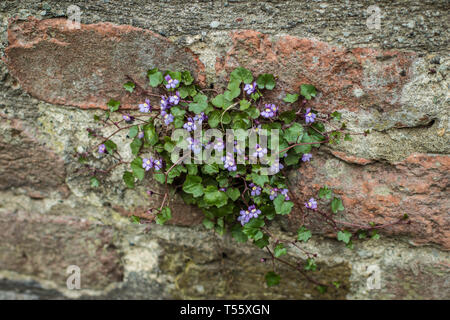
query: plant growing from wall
77 67 409 292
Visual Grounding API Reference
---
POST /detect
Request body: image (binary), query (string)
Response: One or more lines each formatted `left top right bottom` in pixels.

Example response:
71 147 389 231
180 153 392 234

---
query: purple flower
161 111 174 125
237 204 261 225
193 112 208 124
160 96 170 111
253 144 268 158
219 187 227 192
98 144 106 154
153 158 163 171
222 153 237 171
142 157 153 171
183 118 197 132
139 99 151 113
302 153 312 162
269 188 278 200
244 81 257 95
305 108 316 124
269 161 284 174
261 104 278 118
187 137 202 154
169 91 180 105
165 75 179 89
280 188 290 201
233 141 244 155
213 139 225 152
249 183 262 196
138 131 145 139
305 197 317 210
122 114 134 123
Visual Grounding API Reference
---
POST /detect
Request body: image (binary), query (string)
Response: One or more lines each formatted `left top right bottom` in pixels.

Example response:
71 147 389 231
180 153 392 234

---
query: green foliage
82 66 372 292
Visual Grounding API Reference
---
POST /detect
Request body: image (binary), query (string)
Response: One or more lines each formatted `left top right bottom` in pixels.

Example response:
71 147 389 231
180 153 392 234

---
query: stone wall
0 0 448 299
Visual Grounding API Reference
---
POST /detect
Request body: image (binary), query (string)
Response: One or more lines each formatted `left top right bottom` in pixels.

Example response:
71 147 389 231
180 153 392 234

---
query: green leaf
182 175 204 198
273 195 294 215
130 137 142 156
225 188 240 201
107 99 120 112
254 234 270 248
331 197 345 213
203 185 228 208
104 140 117 154
305 258 317 271
248 173 269 187
284 153 301 166
318 186 332 200
188 94 208 114
332 281 340 289
242 218 265 240
130 215 140 224
239 99 251 110
300 84 317 100
128 125 139 139
224 80 241 100
181 70 194 85
144 123 159 146
231 224 248 243
284 123 304 143
123 171 135 189
179 84 197 98
371 230 380 240
297 226 312 242
283 93 299 103
331 111 342 120
211 94 232 109
156 207 172 225
274 243 287 258
230 67 253 84
186 164 198 175
201 163 219 175
316 285 327 294
170 106 186 118
202 218 215 229
256 73 275 90
148 69 163 87
153 172 166 184
344 133 352 141
337 230 352 244
293 133 313 154
244 106 260 119
90 177 100 188
131 157 145 181
279 110 296 124
208 110 221 128
265 271 280 287
123 81 135 93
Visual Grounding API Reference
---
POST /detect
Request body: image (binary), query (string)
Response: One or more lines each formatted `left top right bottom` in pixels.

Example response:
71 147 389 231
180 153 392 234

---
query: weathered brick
4 17 206 109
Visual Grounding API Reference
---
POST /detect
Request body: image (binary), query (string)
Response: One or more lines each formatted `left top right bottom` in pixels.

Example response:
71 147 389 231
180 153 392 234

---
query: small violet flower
305 197 318 210
161 111 174 125
160 96 171 111
302 153 312 162
142 157 153 171
213 139 225 152
98 144 106 154
305 108 316 124
261 104 278 118
244 81 257 95
253 144 268 158
187 137 202 154
122 114 134 123
280 188 290 201
237 204 261 226
165 75 179 90
168 91 180 105
269 188 278 200
183 118 197 132
153 158 163 171
269 161 284 174
222 153 237 171
193 112 208 124
139 99 151 113
138 131 145 139
249 183 262 196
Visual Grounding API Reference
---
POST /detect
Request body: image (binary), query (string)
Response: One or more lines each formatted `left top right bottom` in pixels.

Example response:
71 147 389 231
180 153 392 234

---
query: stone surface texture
0 0 448 299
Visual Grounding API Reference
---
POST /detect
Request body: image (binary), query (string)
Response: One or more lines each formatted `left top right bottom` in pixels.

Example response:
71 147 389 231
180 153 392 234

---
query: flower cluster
165 75 179 90
238 204 261 225
261 104 278 118
305 197 317 210
305 108 316 124
142 157 163 171
222 152 237 171
249 183 262 196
